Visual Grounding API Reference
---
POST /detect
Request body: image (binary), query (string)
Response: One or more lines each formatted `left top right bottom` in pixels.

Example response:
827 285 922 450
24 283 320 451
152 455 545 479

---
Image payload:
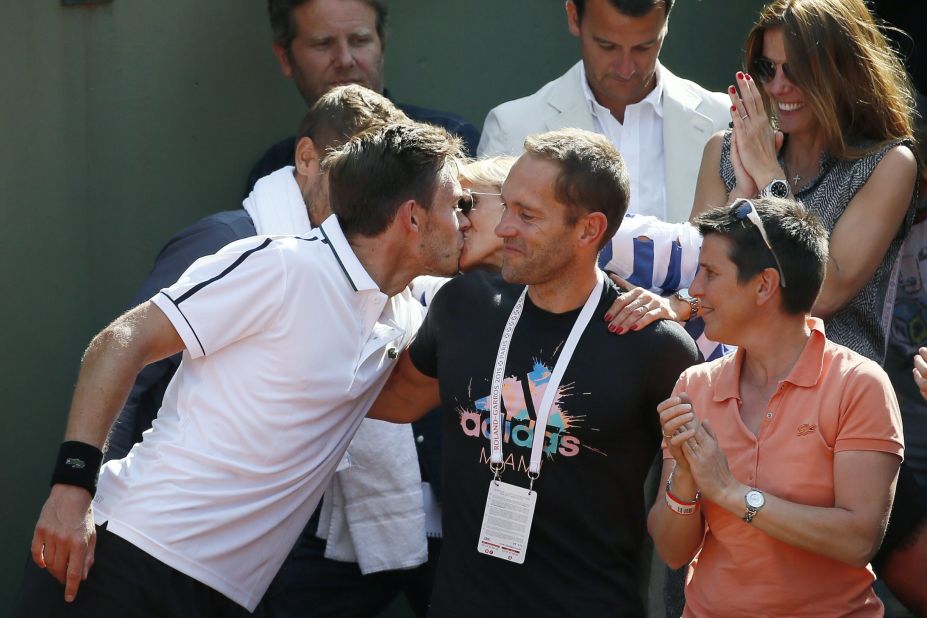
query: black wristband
50 441 104 497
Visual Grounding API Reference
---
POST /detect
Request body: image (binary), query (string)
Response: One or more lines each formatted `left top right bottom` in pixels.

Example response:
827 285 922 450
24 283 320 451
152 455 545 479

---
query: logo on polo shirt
797 423 817 436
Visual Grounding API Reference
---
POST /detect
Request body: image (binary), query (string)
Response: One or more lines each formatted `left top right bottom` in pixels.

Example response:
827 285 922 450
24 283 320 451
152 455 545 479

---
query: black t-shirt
410 272 699 617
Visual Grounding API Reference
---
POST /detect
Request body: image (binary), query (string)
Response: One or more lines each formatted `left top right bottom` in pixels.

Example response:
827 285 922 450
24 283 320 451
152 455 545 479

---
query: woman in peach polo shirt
649 199 904 617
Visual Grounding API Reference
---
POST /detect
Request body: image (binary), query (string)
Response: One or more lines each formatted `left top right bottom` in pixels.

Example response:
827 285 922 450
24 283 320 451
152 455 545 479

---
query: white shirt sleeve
409 275 451 308
151 236 287 358
601 214 703 293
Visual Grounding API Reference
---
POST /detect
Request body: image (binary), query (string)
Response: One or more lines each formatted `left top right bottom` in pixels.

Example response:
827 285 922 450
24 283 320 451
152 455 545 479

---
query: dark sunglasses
731 199 787 288
751 57 794 84
456 190 502 216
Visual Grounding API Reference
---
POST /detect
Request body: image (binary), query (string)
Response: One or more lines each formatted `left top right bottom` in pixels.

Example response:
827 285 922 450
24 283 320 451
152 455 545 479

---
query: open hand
605 273 688 334
728 72 785 192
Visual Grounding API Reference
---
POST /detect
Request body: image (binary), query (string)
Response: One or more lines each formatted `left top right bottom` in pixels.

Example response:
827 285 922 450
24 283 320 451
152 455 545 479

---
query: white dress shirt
581 61 667 220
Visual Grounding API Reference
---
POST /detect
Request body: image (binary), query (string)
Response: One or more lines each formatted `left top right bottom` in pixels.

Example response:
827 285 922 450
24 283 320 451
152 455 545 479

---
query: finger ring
636 306 646 314
741 114 749 120
663 433 673 439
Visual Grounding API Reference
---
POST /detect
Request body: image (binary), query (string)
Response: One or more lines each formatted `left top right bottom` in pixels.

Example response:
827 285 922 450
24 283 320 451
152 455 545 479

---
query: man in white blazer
478 0 729 223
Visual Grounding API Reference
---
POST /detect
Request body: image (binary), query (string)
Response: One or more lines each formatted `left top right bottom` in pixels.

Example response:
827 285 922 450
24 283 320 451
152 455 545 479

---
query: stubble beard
501 237 574 287
420 230 460 277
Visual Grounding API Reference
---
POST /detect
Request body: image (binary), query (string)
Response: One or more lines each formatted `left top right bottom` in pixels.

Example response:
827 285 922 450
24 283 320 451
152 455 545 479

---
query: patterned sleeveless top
720 131 917 362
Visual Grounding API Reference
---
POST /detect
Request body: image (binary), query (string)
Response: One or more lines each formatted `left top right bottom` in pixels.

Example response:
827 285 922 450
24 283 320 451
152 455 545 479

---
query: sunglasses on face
751 56 794 84
456 190 502 216
731 199 787 288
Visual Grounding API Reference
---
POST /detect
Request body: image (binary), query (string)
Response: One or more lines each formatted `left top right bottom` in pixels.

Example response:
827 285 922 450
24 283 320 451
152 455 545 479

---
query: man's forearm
367 352 440 423
63 303 184 447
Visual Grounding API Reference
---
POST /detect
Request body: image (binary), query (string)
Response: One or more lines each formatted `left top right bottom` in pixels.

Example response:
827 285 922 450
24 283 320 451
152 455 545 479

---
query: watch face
770 180 789 199
746 490 765 509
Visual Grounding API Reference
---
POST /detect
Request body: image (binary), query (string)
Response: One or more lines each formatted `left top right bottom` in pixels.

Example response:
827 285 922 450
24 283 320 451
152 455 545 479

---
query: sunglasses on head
731 199 787 288
456 190 502 216
751 57 794 84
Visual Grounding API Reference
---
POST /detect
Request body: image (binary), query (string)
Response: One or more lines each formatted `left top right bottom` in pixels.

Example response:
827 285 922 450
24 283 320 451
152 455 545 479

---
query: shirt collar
579 60 665 120
711 317 827 402
318 215 380 293
781 317 827 388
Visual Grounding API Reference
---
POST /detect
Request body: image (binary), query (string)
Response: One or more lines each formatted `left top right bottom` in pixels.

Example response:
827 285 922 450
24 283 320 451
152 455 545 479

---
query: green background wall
1 0 764 610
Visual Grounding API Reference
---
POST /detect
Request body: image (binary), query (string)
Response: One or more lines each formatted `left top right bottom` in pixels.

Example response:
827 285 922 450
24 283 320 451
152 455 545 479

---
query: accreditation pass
477 480 537 564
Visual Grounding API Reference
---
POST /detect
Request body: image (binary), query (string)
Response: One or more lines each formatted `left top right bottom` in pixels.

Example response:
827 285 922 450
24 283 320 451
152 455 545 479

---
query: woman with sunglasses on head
687 0 927 613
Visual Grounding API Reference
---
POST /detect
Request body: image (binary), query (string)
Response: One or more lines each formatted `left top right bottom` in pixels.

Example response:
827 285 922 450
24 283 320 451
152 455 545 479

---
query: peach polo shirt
667 318 903 618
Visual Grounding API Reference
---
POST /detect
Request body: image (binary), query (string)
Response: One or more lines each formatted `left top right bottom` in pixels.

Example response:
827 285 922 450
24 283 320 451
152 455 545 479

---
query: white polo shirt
581 61 667 220
93 215 422 611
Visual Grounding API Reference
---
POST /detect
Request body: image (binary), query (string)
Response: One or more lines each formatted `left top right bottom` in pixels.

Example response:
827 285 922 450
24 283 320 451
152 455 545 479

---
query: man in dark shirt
369 129 698 616
249 0 480 192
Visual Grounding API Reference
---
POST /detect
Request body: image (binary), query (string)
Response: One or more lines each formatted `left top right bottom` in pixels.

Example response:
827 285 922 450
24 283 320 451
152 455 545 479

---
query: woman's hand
656 393 700 473
678 419 741 504
913 348 927 401
728 72 785 191
728 130 759 201
605 274 688 334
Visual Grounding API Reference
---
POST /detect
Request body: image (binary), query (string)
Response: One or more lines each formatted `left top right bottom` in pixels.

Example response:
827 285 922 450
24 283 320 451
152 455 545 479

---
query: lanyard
488 270 605 482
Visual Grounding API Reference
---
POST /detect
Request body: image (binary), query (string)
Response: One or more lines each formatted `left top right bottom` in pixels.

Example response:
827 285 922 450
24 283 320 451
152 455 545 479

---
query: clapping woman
686 0 925 612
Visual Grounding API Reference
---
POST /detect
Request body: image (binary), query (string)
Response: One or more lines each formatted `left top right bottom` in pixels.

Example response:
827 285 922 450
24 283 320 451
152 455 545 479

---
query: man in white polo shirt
478 0 729 223
13 123 467 617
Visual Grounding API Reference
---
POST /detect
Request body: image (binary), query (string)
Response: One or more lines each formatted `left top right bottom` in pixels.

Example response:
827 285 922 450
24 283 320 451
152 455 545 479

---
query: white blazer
478 61 730 223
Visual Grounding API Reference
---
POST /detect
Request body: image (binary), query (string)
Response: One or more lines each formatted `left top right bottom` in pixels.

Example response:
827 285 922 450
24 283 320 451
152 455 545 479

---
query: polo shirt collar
711 349 745 403
711 317 827 402
579 60 665 119
318 215 379 293
781 317 827 388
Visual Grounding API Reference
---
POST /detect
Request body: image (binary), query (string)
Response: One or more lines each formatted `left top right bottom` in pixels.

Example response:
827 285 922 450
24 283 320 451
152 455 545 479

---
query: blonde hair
744 0 915 160
458 155 517 190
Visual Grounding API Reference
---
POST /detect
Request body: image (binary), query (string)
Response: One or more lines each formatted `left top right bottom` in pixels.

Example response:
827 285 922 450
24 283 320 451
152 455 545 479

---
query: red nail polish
604 314 612 322
728 85 736 94
616 327 624 334
608 324 616 332
730 105 736 111
745 73 752 81
631 324 640 331
736 71 744 79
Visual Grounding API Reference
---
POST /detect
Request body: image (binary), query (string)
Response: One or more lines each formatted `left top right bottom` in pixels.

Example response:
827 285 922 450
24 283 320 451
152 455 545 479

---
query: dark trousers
11 524 247 618
257 520 442 618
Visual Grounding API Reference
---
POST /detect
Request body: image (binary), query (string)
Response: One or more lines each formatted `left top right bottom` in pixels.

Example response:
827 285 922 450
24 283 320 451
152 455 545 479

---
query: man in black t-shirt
369 129 699 616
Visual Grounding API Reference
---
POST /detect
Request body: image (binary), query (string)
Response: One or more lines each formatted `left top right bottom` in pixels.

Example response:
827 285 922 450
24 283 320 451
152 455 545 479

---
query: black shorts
10 523 249 618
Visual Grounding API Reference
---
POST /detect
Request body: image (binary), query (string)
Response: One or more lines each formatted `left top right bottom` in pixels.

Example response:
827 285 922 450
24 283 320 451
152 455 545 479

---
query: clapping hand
913 348 927 401
728 71 785 198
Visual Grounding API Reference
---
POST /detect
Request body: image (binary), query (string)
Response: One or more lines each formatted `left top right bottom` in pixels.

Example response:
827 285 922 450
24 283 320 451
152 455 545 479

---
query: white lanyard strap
488 287 527 471
489 271 605 479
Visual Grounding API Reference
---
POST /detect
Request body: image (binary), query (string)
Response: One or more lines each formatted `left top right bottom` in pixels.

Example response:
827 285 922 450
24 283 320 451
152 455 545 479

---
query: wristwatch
674 288 700 322
760 178 790 199
743 488 766 523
